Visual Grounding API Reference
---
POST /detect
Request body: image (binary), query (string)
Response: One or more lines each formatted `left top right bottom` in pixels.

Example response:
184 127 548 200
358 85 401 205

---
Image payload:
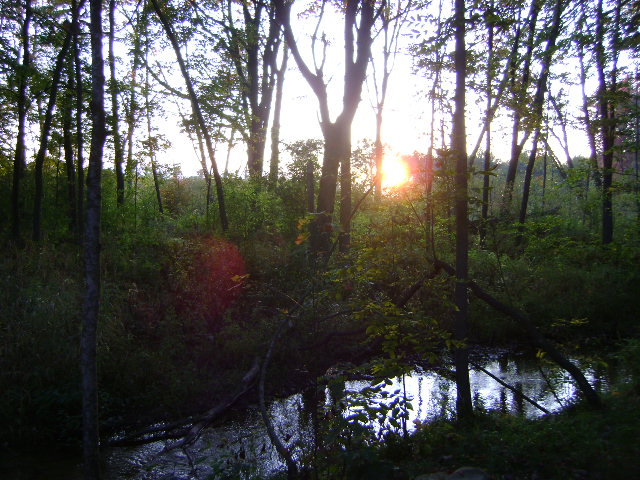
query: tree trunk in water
11 0 32 245
82 0 106 477
109 0 125 206
269 45 288 189
151 0 228 230
33 29 72 242
452 0 473 421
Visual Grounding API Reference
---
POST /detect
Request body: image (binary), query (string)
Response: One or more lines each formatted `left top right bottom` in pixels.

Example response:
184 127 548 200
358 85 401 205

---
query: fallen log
107 358 260 448
433 258 601 408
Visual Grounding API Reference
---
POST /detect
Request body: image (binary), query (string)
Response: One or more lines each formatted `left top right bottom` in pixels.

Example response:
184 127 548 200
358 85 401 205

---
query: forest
0 0 639 479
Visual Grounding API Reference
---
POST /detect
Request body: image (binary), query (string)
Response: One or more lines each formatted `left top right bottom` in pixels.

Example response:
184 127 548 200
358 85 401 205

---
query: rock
448 467 490 480
414 473 449 480
414 467 490 480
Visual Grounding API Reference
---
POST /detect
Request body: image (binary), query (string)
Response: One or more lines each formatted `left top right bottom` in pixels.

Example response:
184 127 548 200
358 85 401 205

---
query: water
2 353 610 480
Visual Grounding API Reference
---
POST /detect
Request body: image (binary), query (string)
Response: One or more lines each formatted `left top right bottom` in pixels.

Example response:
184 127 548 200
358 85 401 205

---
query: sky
152 2 599 179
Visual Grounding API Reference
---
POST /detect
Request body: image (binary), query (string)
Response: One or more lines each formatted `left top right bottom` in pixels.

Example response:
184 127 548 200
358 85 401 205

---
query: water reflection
99 355 606 479
1 355 606 479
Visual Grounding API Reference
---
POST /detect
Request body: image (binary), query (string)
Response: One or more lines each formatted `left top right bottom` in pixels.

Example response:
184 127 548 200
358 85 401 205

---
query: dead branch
259 318 299 479
432 258 601 408
107 358 260 448
470 362 551 415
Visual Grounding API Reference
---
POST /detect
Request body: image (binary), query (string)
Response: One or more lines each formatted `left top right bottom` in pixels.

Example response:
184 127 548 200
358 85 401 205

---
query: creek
1 351 612 480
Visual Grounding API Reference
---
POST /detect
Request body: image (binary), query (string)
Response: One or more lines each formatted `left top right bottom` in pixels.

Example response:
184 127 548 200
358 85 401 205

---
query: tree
150 0 228 231
275 0 378 255
10 0 32 245
220 0 283 178
370 0 413 202
518 0 565 226
501 0 541 215
81 0 107 477
32 21 74 242
452 0 472 421
268 44 288 188
108 0 125 206
72 0 86 237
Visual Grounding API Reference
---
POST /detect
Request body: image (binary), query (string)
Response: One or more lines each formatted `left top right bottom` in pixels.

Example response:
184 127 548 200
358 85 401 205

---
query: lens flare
381 154 410 189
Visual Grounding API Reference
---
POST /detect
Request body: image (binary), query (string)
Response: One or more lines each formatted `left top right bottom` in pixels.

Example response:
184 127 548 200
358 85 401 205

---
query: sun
381 153 410 189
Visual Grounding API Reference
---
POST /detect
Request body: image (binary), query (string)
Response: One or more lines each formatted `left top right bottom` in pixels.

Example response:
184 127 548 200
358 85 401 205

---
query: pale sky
152 3 603 178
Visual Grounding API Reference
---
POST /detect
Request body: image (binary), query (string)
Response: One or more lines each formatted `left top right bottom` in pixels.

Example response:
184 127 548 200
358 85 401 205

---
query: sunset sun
381 153 410 189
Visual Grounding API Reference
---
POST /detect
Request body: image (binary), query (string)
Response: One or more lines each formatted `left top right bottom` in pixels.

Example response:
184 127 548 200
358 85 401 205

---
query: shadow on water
1 352 613 480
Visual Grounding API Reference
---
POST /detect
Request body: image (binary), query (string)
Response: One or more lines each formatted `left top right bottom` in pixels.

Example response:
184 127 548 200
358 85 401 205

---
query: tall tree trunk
480 0 494 247
11 0 32 245
502 0 540 214
339 134 352 253
124 5 142 188
33 29 73 242
73 0 86 238
594 0 618 244
144 44 163 214
82 0 106 478
109 0 125 206
452 0 473 421
518 132 540 225
269 45 288 189
63 88 77 233
306 159 315 213
425 0 444 244
517 0 564 226
276 0 375 257
151 0 228 230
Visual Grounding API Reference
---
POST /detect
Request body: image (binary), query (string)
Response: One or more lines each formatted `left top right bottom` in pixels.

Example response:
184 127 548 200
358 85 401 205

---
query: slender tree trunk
502 0 540 214
480 1 494 247
542 147 547 210
144 45 163 214
306 159 315 213
151 0 228 230
339 135 352 253
518 131 540 225
11 0 32 245
63 90 77 233
269 45 288 188
73 0 86 238
452 0 473 421
109 0 125 206
595 0 617 244
124 6 142 188
517 0 563 225
374 109 384 202
82 0 106 478
33 30 72 241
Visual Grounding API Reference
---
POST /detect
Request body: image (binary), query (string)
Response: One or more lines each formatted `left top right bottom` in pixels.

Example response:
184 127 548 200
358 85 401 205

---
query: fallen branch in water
258 317 299 479
432 258 601 408
107 358 260 448
470 362 551 415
